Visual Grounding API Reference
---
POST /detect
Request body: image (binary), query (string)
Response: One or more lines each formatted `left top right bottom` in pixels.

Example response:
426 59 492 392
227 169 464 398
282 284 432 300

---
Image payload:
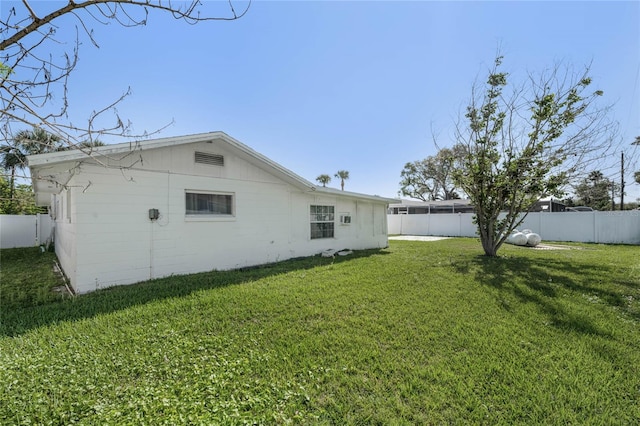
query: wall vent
195 151 224 166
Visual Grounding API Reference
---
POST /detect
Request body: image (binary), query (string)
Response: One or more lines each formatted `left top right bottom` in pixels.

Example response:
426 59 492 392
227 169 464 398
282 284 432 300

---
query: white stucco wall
57 142 388 293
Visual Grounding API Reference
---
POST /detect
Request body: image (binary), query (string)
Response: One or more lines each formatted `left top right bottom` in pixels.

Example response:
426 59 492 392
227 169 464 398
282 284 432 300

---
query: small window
186 192 233 216
310 205 334 239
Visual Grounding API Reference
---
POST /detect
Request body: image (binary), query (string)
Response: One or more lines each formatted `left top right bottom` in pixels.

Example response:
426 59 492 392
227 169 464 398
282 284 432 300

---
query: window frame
185 190 235 221
310 204 335 239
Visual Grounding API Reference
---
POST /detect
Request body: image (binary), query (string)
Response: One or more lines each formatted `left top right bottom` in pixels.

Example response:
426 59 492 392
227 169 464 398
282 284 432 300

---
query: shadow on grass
1 248 390 337
467 250 639 337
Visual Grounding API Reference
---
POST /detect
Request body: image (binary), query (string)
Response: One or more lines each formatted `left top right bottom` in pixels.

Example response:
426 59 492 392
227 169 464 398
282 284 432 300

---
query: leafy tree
400 145 465 201
1 1 249 150
316 174 332 187
335 170 350 191
573 171 613 210
0 177 42 214
453 55 615 256
0 175 10 213
11 184 44 215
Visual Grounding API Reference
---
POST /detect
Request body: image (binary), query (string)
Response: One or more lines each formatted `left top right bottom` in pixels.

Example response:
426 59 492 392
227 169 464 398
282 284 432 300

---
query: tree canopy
399 145 465 201
573 171 613 210
316 174 332 187
452 55 616 256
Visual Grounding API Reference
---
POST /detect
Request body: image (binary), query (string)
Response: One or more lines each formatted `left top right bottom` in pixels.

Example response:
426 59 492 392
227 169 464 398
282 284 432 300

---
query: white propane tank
506 231 528 246
521 229 542 247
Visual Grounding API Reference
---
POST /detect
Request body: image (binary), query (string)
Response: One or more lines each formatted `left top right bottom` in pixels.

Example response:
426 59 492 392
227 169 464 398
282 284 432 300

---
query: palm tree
335 170 349 191
0 127 62 210
24 127 64 153
316 174 331 187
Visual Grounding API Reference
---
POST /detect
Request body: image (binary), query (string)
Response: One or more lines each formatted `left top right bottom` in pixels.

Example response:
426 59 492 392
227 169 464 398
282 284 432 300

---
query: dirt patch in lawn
530 244 584 250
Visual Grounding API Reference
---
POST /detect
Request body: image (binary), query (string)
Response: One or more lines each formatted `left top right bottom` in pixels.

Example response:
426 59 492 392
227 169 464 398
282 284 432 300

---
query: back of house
28 132 394 293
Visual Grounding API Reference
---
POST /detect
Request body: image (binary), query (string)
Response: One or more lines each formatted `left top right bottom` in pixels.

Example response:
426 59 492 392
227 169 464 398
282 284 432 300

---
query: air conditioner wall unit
340 214 352 225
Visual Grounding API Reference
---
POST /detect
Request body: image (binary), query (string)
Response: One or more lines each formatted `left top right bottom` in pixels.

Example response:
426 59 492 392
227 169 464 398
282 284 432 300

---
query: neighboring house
28 132 396 294
388 198 567 214
388 199 475 215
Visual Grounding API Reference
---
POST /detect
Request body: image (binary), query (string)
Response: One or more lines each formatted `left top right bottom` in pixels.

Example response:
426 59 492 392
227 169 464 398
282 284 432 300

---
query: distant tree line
401 145 637 213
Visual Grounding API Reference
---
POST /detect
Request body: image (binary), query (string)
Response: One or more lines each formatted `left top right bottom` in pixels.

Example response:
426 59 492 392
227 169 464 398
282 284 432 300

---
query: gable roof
28 131 397 205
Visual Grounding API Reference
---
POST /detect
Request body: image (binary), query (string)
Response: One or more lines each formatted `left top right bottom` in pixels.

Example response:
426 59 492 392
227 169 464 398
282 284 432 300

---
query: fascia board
313 186 398 204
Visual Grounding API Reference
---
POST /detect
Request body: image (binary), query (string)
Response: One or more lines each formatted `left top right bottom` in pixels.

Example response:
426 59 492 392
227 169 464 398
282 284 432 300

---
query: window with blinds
186 192 233 216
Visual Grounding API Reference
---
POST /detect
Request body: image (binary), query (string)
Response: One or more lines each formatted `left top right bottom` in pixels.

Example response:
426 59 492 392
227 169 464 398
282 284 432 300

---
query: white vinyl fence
0 214 54 249
388 211 640 245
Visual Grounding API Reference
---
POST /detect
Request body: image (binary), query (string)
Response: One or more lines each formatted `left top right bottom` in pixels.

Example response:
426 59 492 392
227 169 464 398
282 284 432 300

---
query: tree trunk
481 235 498 256
478 215 499 256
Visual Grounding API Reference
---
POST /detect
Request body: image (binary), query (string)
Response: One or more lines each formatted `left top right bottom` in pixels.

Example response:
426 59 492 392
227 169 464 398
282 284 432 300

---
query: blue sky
5 1 640 201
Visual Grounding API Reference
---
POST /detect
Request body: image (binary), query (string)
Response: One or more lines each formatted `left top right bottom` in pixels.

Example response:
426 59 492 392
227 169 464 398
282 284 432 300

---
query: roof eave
27 131 231 167
313 186 398 204
27 131 395 204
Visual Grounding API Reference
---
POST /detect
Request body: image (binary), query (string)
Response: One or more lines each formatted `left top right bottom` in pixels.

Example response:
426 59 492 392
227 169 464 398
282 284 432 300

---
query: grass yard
0 247 67 309
1 239 639 424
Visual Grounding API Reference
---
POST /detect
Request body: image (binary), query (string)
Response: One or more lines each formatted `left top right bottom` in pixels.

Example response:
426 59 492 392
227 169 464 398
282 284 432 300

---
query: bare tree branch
1 0 251 154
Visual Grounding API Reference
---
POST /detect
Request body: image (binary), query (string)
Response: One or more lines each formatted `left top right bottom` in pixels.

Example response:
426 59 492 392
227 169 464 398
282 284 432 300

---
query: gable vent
195 151 224 166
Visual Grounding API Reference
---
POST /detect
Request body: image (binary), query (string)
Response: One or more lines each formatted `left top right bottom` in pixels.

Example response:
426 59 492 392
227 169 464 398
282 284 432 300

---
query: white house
28 132 396 294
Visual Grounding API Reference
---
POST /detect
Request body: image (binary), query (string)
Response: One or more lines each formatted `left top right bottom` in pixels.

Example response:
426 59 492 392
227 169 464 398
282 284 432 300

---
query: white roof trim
28 131 397 205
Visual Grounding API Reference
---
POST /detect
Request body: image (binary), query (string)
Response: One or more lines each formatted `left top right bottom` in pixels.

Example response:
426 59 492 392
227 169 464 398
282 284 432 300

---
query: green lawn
1 240 639 424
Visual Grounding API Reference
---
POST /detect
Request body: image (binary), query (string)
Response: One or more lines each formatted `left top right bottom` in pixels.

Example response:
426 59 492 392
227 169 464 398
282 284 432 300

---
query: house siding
55 142 388 293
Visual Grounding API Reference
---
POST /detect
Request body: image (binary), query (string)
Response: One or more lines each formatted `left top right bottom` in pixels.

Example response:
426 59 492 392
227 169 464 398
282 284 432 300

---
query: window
310 205 334 239
186 192 233 216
